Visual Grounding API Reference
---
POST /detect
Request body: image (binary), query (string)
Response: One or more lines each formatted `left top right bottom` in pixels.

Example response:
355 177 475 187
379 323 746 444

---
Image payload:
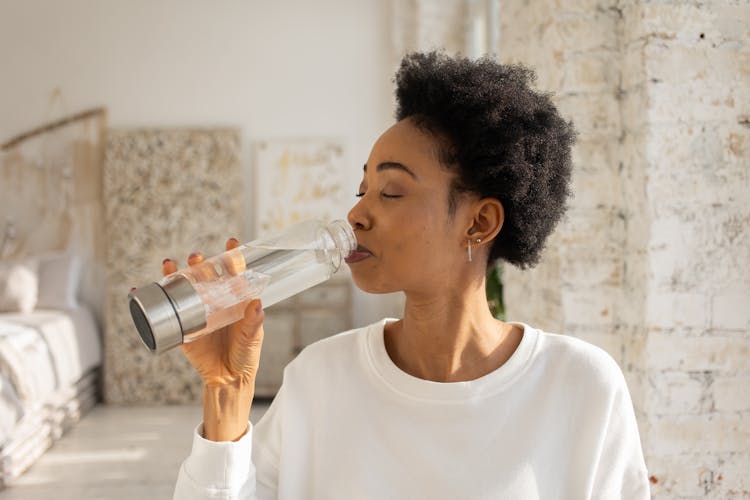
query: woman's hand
162 238 265 441
162 238 265 389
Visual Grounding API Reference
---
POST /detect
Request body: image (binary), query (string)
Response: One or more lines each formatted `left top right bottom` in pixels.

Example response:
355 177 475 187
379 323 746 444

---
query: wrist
202 380 254 442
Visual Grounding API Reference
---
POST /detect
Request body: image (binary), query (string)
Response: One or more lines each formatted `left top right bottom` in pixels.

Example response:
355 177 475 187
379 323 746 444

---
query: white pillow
35 252 81 311
0 259 39 313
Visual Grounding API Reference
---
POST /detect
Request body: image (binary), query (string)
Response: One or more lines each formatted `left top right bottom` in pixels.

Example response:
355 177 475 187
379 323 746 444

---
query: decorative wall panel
103 128 242 404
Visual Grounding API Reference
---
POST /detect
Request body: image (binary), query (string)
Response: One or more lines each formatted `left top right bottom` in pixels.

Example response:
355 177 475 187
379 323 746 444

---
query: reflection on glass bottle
128 219 356 354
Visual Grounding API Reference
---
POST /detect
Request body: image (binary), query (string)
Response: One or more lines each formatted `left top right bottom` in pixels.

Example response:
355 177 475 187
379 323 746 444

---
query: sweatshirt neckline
365 318 539 403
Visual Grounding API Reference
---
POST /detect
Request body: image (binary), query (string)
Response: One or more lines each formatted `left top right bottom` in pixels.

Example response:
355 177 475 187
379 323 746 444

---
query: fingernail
255 300 262 314
188 252 199 261
130 287 136 292
229 237 239 244
162 258 172 265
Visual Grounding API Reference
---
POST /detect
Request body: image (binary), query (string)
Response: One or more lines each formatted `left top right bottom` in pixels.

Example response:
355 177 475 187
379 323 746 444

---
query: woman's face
346 118 475 295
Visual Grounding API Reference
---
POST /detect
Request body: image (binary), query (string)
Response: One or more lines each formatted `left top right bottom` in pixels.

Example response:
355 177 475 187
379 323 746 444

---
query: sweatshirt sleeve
172 422 278 500
590 367 651 500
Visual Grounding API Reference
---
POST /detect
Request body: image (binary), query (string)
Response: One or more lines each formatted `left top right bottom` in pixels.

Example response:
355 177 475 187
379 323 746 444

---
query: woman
171 51 649 499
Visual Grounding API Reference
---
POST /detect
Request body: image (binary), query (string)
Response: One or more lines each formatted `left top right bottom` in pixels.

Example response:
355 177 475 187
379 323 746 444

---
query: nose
347 197 371 231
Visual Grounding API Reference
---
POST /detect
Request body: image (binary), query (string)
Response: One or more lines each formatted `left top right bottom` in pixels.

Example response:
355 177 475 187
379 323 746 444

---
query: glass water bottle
128 219 356 354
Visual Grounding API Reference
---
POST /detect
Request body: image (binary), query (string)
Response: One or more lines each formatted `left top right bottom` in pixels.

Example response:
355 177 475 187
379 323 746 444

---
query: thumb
236 299 264 340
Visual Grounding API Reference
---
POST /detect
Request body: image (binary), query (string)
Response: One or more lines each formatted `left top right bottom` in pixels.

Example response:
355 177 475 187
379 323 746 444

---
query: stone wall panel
102 128 242 404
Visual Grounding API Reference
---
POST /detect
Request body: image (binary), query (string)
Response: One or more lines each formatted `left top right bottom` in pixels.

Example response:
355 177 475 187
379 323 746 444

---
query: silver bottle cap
128 274 207 354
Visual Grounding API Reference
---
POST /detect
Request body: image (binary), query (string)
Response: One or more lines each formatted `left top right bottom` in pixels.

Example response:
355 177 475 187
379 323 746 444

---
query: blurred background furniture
0 108 106 487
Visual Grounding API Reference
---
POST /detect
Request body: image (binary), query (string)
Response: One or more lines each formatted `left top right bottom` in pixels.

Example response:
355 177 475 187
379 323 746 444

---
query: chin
348 267 400 295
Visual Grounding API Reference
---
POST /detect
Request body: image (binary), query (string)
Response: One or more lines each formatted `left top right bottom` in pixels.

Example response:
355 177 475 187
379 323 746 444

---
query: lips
345 244 373 264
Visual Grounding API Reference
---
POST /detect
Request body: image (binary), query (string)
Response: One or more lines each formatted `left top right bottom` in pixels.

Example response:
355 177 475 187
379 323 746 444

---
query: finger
223 240 246 277
187 252 205 266
188 251 221 282
225 237 240 251
162 258 178 277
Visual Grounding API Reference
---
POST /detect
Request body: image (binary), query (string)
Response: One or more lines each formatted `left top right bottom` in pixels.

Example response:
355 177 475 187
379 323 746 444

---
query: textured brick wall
500 0 626 357
500 0 750 498
634 2 750 497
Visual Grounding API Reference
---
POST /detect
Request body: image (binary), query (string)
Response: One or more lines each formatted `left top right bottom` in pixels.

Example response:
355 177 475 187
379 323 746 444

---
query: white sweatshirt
173 319 650 500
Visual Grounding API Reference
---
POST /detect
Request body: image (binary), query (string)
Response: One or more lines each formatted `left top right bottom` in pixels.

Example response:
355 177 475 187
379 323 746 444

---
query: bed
0 253 102 487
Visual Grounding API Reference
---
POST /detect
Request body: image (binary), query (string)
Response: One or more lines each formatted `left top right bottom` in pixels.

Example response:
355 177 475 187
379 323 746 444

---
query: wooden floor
0 402 270 500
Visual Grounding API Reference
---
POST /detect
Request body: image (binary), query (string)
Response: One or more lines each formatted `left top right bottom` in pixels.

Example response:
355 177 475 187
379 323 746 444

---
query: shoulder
298 321 371 358
280 319 380 381
528 325 628 394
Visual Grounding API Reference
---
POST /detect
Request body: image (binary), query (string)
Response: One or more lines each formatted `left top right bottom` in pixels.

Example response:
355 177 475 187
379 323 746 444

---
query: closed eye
355 192 402 199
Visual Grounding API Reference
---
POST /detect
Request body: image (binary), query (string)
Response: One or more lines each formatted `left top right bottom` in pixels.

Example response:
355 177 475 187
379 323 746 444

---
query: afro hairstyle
393 51 576 269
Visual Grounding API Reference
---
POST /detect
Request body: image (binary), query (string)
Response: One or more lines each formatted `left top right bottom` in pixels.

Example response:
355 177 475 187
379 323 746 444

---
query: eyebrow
363 162 418 180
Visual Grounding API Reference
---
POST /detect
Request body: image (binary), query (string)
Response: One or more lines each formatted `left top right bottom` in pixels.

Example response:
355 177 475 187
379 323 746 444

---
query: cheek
391 220 442 263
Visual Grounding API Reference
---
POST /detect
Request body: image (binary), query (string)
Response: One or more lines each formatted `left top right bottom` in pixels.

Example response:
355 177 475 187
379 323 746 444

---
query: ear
464 197 504 245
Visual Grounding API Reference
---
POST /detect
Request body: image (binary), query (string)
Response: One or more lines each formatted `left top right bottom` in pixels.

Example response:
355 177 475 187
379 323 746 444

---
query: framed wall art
252 138 348 236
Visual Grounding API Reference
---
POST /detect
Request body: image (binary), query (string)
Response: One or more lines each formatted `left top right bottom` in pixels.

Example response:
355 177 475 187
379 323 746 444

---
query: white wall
0 0 405 325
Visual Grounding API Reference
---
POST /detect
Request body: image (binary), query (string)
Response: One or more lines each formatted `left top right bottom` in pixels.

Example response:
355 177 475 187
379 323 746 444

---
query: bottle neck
327 219 357 260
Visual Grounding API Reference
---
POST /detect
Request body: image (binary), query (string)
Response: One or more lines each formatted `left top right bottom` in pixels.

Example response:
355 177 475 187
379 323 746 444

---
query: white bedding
0 307 100 384
0 323 57 435
0 306 101 445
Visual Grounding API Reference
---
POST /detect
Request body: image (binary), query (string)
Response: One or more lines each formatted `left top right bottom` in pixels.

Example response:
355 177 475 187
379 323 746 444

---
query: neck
385 278 520 383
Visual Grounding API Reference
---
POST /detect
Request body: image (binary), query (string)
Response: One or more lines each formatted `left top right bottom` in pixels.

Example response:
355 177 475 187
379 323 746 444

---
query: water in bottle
128 219 356 353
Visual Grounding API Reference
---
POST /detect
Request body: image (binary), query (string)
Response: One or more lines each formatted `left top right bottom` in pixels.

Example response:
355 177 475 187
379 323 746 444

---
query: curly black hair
394 51 576 269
